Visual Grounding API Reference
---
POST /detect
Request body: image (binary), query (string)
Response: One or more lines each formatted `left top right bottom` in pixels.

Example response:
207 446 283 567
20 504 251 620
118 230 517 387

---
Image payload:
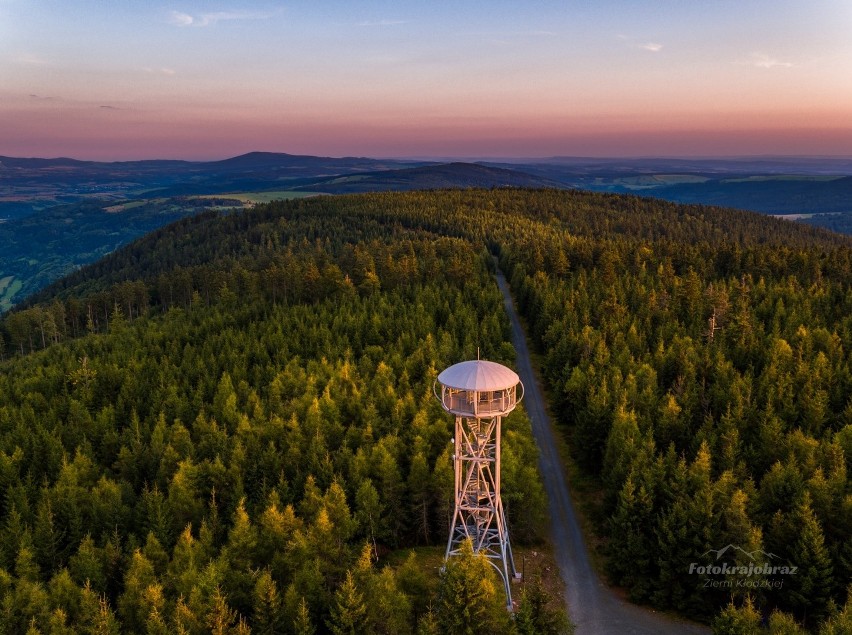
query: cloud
17 53 49 65
749 52 794 69
357 19 408 27
168 9 270 27
142 67 176 76
29 93 57 101
616 35 662 53
100 105 120 110
168 11 194 26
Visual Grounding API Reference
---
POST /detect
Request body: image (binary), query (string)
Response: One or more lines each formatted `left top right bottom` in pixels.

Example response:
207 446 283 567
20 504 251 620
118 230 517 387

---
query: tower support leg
445 415 517 610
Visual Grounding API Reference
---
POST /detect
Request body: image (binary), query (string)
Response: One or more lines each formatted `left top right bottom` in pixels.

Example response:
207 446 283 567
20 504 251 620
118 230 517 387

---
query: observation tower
434 358 524 609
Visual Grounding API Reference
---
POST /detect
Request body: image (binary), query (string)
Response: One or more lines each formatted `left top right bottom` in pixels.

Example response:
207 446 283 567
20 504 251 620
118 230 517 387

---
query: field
0 275 22 312
195 191 321 204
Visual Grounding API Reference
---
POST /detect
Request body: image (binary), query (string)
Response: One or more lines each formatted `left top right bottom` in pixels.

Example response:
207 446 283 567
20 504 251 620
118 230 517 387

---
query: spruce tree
436 539 511 635
251 571 284 635
712 596 761 635
515 573 573 635
786 493 834 626
326 571 368 635
292 596 315 635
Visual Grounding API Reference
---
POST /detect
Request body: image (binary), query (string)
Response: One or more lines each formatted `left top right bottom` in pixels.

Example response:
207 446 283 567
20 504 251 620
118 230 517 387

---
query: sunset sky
2 0 851 160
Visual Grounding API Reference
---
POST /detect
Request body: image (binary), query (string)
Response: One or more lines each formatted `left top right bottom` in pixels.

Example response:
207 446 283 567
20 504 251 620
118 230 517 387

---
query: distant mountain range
2 151 852 310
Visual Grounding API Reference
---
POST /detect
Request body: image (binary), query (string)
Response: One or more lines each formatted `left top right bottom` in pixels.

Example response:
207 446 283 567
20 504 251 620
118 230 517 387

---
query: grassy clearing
103 200 147 213
195 191 322 204
0 277 22 312
725 175 845 183
617 174 711 189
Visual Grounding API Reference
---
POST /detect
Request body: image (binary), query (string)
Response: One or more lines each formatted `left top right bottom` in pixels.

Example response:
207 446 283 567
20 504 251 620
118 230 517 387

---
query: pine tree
407 451 432 544
221 498 258 617
786 493 834 626
712 596 761 635
354 480 383 555
117 549 157 633
415 606 440 635
251 571 284 635
366 567 412 635
142 583 170 635
33 499 61 577
602 404 641 511
436 539 512 635
396 552 431 617
45 607 75 635
323 482 355 551
818 586 852 635
515 573 573 635
768 610 807 635
326 571 369 635
292 596 315 635
46 569 81 626
206 586 239 635
91 596 121 635
606 473 654 600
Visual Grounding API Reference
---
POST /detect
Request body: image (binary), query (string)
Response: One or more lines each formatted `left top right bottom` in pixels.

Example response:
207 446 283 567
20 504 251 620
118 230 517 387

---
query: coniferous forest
1 188 851 633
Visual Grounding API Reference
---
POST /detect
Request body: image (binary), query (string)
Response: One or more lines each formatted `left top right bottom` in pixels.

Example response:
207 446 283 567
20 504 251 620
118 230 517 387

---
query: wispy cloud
461 29 556 37
616 35 663 53
142 67 176 76
749 52 794 69
168 11 194 26
100 105 121 110
29 93 57 101
357 19 408 27
17 53 49 66
168 10 270 27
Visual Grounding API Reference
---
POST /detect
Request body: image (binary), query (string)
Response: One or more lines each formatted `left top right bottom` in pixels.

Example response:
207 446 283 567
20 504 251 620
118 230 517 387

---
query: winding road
495 268 710 635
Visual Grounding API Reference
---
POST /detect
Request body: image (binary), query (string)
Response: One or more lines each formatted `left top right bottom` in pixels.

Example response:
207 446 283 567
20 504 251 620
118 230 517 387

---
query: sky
1 0 851 160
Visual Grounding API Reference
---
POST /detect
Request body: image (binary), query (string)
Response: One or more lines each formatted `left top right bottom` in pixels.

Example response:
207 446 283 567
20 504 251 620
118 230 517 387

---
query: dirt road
496 269 710 634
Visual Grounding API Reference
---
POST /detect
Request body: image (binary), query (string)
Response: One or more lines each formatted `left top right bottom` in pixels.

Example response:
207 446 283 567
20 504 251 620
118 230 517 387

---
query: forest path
495 267 710 635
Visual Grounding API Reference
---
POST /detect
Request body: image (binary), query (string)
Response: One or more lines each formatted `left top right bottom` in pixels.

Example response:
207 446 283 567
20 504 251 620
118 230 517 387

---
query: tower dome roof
437 360 520 392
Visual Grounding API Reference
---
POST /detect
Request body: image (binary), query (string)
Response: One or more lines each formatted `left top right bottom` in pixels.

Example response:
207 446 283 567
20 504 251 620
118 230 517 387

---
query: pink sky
1 0 851 160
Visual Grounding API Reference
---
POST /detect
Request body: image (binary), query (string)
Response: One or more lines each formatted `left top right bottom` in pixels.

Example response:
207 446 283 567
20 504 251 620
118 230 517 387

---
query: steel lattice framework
435 360 523 610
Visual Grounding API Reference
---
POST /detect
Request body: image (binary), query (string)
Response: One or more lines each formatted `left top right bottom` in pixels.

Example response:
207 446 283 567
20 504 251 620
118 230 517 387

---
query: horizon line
4 150 852 164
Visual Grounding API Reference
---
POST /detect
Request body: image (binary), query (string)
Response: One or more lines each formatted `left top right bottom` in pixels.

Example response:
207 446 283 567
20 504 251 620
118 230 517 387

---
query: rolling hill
0 158 560 310
1 189 850 633
3 151 852 312
291 162 561 194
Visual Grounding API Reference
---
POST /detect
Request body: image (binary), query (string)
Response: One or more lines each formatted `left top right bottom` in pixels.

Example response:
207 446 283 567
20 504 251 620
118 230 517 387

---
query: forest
0 194 557 634
2 187 852 633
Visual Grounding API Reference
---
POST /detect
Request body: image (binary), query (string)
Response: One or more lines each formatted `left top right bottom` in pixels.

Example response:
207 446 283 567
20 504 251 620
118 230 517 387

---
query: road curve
495 268 710 635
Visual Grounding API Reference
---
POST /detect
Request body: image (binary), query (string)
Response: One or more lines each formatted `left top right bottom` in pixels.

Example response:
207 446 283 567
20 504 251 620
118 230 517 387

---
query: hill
649 173 852 221
0 155 560 310
0 197 245 312
0 189 555 634
493 157 852 233
3 188 850 632
293 162 562 194
4 151 852 313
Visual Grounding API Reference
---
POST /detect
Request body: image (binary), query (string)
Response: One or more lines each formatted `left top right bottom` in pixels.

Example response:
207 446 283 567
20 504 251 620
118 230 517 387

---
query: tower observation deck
434 359 524 610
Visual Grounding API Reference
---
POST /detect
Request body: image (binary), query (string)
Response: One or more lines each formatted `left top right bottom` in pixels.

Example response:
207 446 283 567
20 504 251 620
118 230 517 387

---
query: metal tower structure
434 359 524 609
